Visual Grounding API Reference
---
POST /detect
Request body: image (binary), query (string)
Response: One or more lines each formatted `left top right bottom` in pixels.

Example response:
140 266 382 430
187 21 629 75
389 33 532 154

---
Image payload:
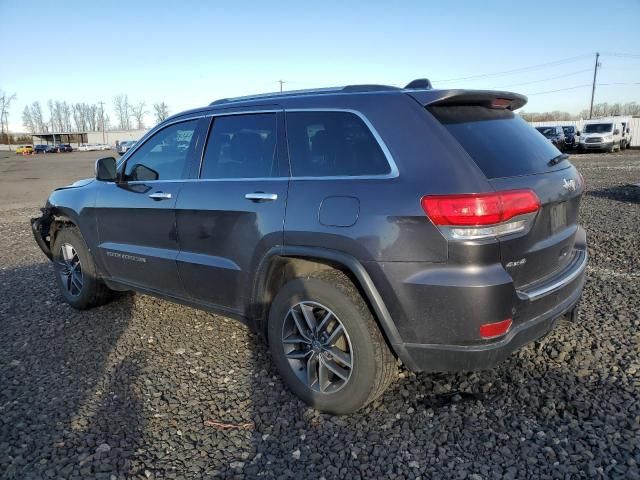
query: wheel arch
251 246 416 368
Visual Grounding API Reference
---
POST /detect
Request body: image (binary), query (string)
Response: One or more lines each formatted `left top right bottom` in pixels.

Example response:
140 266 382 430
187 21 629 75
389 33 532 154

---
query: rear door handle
245 192 278 202
148 192 172 200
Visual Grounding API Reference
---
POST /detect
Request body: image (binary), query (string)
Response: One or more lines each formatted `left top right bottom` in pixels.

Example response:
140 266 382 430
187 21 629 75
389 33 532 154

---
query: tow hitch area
31 208 53 260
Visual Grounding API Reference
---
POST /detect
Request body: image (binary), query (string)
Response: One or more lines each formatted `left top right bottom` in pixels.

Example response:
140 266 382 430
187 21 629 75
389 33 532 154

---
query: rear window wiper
548 153 569 166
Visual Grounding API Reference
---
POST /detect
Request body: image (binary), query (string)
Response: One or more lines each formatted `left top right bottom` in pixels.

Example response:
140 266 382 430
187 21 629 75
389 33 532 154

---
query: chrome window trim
117 108 399 183
284 108 399 180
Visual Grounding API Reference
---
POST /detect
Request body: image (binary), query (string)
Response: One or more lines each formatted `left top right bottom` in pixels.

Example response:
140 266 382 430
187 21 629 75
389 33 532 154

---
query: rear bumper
401 272 584 371
369 228 588 372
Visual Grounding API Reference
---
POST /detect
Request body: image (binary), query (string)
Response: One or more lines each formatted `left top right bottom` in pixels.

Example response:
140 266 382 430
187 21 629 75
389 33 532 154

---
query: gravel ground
1 150 639 479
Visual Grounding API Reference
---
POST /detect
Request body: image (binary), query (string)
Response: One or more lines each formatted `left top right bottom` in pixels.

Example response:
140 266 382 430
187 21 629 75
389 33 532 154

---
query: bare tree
113 94 131 130
0 89 17 136
153 102 170 123
31 101 46 132
131 101 148 129
22 106 35 133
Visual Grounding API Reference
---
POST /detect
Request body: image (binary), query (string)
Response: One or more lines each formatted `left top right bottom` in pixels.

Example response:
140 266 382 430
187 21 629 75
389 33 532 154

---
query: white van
619 117 633 150
579 119 622 152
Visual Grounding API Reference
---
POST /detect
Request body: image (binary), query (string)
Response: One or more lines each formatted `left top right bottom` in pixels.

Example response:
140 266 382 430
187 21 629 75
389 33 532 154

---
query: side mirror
614 129 620 135
576 131 581 136
95 157 117 181
627 128 630 134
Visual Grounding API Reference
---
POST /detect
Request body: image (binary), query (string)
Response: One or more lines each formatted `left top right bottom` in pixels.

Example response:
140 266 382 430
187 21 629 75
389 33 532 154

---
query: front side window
200 113 278 179
123 120 198 181
286 111 391 177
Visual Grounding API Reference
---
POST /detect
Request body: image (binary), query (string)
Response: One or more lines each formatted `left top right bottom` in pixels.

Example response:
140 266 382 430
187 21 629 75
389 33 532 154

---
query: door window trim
117 108 399 183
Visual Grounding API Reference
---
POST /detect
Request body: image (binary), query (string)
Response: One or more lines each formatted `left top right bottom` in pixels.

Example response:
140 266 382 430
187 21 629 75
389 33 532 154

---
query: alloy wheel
281 301 353 394
57 243 83 296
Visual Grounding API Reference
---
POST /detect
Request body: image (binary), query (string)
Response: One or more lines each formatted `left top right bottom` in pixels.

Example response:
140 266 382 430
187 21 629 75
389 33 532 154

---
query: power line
600 52 640 59
526 81 640 96
527 84 592 96
433 54 593 83
495 68 593 89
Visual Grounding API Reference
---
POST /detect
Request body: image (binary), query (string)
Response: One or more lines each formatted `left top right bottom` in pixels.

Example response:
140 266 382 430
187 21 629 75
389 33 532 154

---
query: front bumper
580 140 613 150
31 210 53 260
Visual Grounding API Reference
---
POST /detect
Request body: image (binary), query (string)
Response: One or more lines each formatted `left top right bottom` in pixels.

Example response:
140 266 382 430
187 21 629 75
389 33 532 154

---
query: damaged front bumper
31 207 54 260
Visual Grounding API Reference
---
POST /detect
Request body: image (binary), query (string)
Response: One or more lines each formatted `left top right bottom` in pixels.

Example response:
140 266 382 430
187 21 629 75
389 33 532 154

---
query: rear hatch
425 97 584 289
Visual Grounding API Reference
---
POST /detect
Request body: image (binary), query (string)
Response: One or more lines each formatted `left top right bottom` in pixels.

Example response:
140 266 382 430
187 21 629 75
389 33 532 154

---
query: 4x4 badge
562 178 576 192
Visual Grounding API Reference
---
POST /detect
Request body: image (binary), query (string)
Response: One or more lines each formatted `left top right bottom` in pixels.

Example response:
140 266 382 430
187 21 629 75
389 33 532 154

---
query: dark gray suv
32 81 587 413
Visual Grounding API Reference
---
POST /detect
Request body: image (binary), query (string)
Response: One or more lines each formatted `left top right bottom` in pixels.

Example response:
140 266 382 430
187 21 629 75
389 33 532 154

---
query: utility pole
589 52 600 119
98 101 106 143
277 80 285 92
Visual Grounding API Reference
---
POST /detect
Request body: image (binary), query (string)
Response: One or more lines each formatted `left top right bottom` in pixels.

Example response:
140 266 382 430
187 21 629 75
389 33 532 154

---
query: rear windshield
583 123 612 133
429 105 563 179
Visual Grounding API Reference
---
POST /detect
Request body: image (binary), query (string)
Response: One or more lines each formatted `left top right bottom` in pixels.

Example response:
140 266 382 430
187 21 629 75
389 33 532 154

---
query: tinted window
430 106 563 179
286 111 390 177
124 120 197 181
583 123 613 133
200 114 277 179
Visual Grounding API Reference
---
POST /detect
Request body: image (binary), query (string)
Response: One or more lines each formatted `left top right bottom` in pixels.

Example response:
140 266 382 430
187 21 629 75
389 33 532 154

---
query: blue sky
1 0 639 131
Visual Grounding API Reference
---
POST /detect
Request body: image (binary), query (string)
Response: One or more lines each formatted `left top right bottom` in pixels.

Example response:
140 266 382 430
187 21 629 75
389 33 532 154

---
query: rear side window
430 106 563 179
200 114 278 179
286 111 390 177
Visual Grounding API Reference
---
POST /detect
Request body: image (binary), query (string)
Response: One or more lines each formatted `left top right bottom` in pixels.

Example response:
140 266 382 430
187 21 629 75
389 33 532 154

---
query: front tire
52 226 113 309
268 270 396 414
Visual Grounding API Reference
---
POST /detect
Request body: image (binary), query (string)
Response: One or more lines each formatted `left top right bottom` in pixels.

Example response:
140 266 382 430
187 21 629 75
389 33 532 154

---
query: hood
54 177 94 191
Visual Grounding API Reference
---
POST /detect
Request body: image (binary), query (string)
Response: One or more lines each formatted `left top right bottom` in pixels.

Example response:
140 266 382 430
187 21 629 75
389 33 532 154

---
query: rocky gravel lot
1 150 639 479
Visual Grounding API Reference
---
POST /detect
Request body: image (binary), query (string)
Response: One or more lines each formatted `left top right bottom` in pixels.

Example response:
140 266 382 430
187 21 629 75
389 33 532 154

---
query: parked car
31 81 587 414
45 145 59 153
78 144 96 152
33 144 48 154
96 143 112 151
579 120 622 152
620 118 633 150
117 140 137 155
55 143 73 153
15 145 33 155
535 126 566 151
561 125 579 149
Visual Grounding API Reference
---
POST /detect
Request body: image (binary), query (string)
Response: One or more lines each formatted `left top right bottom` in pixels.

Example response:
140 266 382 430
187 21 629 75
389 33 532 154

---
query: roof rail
209 83 403 106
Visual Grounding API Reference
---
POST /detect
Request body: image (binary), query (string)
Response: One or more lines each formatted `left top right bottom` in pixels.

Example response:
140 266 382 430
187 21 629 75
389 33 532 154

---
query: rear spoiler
407 89 527 111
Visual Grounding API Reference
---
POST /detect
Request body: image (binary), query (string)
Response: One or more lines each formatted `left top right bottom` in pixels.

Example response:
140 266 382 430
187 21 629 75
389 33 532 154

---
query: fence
528 118 640 147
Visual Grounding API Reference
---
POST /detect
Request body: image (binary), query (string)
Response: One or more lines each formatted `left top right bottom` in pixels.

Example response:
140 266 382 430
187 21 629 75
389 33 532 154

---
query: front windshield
584 123 612 134
562 126 574 134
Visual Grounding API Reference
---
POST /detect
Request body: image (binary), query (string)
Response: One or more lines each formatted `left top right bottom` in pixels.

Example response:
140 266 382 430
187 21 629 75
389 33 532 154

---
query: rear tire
52 226 114 309
267 270 396 414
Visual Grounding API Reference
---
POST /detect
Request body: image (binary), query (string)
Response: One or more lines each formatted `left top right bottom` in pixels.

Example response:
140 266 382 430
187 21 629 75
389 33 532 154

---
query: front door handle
148 192 172 200
245 192 278 202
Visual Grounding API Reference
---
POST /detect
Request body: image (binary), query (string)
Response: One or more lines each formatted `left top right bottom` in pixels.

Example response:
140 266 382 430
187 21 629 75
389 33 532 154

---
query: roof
164 79 526 122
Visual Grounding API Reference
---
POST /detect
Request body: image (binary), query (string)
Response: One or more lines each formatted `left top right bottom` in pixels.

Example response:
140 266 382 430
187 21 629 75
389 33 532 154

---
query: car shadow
586 184 640 203
0 262 145 479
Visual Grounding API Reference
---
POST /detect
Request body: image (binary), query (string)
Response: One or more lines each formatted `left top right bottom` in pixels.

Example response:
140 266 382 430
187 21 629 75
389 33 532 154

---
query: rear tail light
421 189 540 240
479 318 513 339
